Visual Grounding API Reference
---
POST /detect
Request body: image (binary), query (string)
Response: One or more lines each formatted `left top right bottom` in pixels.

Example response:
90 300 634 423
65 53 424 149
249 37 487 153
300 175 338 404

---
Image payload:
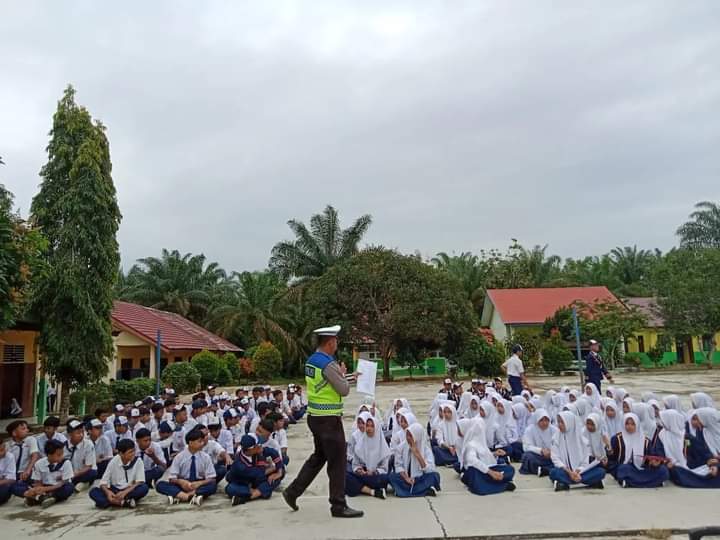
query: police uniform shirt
93 435 114 463
167 449 216 480
104 430 133 451
31 457 73 486
35 432 68 457
211 429 234 455
0 453 16 480
64 439 97 471
202 439 225 462
135 441 166 469
5 436 39 472
100 455 145 490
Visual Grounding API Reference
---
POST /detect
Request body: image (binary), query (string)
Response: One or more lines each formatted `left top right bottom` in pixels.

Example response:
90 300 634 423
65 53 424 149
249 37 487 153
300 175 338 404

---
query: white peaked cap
313 324 341 336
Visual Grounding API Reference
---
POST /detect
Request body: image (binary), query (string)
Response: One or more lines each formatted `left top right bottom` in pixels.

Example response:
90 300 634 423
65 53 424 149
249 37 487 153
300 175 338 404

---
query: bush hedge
253 341 283 380
162 361 201 393
191 350 221 386
541 340 574 375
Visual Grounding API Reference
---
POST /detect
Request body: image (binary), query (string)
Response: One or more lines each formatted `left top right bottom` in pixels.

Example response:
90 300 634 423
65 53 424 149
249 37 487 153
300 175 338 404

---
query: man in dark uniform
584 339 613 393
282 325 363 518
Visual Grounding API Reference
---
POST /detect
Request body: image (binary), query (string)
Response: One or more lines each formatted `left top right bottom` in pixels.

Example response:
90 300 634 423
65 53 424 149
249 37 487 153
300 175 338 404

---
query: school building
0 301 241 421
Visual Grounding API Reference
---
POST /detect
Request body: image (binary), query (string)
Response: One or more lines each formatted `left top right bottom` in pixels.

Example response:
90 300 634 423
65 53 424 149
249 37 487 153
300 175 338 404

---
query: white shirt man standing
502 344 528 396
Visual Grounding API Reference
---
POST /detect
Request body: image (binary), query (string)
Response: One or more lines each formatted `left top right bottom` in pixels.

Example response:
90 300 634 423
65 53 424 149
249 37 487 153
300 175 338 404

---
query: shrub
541 340 574 375
507 328 543 371
253 341 283 381
162 361 201 394
191 350 221 386
457 335 505 377
216 363 233 386
624 352 643 368
221 353 241 384
239 357 255 379
110 378 157 404
70 382 112 415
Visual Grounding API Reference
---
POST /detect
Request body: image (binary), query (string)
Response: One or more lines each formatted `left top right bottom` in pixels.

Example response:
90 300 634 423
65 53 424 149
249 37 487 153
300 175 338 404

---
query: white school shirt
263 437 282 455
248 417 261 435
144 417 158 434
0 453 16 480
35 432 68 457
211 429 234 455
135 441 166 469
100 455 145 489
202 439 225 463
104 430 133 451
103 417 115 433
272 429 288 450
503 354 524 377
167 449 216 480
64 439 97 472
92 435 114 463
5 436 39 472
31 457 73 485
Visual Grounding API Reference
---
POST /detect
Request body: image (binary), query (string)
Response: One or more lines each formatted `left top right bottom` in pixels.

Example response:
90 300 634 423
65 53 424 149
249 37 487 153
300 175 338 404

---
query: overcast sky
1 2 719 272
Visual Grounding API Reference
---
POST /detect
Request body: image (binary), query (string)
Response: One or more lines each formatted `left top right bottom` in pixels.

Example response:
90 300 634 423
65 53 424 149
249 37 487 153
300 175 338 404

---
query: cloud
1 1 719 271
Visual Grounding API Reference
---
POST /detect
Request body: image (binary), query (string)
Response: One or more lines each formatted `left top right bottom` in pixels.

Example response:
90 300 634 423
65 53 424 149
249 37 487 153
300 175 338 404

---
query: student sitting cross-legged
225 434 282 506
156 428 217 506
549 412 605 491
21 439 75 506
609 413 669 488
460 418 516 495
0 443 16 505
389 423 441 497
519 409 557 477
87 419 113 479
5 420 40 499
134 428 166 487
64 419 98 490
346 412 389 499
88 439 149 509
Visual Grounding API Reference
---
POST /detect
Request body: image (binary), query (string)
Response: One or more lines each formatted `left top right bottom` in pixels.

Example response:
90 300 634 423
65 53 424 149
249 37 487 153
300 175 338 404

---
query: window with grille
3 344 25 363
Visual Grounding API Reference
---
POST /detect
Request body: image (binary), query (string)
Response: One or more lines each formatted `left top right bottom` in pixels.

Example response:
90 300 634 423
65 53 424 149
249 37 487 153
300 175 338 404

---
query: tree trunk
383 354 391 382
706 341 716 370
58 381 71 422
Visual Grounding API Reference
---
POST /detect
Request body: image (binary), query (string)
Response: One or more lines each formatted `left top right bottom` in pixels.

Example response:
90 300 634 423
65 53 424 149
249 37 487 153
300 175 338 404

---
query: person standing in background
502 345 528 396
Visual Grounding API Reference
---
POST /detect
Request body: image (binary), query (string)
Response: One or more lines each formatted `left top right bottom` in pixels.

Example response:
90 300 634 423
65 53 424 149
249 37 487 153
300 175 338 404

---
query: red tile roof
623 297 664 328
486 287 621 325
111 301 241 353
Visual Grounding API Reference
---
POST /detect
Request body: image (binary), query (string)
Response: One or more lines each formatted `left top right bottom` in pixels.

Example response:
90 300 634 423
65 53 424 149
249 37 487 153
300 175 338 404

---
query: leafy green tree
676 201 720 249
221 352 241 384
269 205 372 282
541 338 574 375
581 300 648 368
191 350 221 387
305 248 477 381
608 245 659 296
253 341 283 381
161 361 201 393
120 249 227 323
457 335 505 377
30 86 122 418
431 251 497 312
654 248 720 364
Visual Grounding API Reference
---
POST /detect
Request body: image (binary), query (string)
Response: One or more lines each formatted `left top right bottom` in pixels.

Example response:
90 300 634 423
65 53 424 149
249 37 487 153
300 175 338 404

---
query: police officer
584 339 613 393
282 325 363 518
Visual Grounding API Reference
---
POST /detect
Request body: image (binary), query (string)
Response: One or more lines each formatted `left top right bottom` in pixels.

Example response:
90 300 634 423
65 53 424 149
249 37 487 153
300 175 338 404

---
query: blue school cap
240 434 258 450
192 399 207 410
158 421 173 433
223 409 238 419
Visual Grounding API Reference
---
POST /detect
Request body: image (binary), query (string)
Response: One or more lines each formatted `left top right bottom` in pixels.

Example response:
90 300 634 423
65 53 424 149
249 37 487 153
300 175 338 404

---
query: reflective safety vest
305 351 343 416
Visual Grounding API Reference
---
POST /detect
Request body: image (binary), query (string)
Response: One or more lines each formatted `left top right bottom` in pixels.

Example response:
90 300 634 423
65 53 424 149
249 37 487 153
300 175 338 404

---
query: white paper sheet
356 359 377 396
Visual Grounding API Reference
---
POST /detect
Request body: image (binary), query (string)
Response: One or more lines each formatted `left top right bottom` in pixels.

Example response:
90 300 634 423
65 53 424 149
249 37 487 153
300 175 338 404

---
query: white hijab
494 400 516 444
614 388 628 407
461 417 496 470
354 412 391 472
584 383 602 409
603 401 624 437
641 391 659 403
456 417 474 470
631 402 658 439
690 392 716 410
584 413 606 460
466 396 482 419
390 408 417 452
621 412 646 469
662 395 684 413
658 410 692 471
523 408 555 450
512 402 531 438
457 392 474 418
479 401 497 447
695 407 720 456
553 411 590 470
403 422 435 478
438 403 460 447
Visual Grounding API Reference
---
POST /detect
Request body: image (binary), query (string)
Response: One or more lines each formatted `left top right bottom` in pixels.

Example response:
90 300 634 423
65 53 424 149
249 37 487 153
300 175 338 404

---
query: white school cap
313 324 341 336
589 339 599 345
89 419 103 428
67 419 83 431
114 416 128 426
443 378 452 384
134 400 143 407
130 408 140 417
114 404 124 413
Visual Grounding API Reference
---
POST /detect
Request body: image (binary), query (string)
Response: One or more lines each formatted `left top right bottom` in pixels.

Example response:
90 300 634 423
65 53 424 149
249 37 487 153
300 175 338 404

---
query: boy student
106 404 125 432
89 439 149 509
149 403 165 437
208 419 234 455
5 419 40 497
22 439 75 506
64 419 98 488
156 429 217 506
135 428 166 486
156 421 176 464
197 424 233 479
95 408 112 433
255 418 285 486
0 443 16 505
88 419 113 478
188 399 208 429
36 416 67 457
268 413 289 466
223 409 243 450
226 434 281 506
105 416 133 453
128 409 144 436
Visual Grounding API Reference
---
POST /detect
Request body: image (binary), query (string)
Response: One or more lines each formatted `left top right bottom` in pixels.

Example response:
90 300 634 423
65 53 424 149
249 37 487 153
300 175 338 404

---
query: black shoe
589 481 604 489
425 487 437 497
373 488 385 500
282 490 298 511
331 506 364 518
505 482 516 492
554 481 570 492
231 496 244 506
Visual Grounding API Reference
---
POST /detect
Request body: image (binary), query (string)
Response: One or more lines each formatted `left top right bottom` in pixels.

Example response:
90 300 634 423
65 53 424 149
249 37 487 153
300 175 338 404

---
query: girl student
460 418 516 495
520 409 557 477
609 412 669 488
389 423 441 497
432 402 460 466
549 411 605 491
346 412 390 499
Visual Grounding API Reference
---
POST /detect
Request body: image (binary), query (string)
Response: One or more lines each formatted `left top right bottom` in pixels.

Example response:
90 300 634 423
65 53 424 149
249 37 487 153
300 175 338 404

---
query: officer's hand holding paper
355 359 377 396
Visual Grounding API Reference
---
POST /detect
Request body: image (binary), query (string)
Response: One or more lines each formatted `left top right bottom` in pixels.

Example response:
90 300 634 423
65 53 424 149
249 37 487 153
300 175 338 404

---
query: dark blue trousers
144 466 164 486
520 452 553 475
72 469 98 485
550 466 605 487
462 464 515 495
156 480 217 498
509 376 523 396
432 446 458 466
89 484 149 508
0 483 13 505
615 464 669 488
669 467 720 489
388 472 440 497
345 471 389 496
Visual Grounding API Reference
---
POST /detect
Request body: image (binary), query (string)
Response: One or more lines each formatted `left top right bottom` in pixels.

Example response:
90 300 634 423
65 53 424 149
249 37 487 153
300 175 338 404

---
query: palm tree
517 244 562 287
677 201 720 249
431 251 489 310
269 205 372 282
609 245 653 285
119 249 226 323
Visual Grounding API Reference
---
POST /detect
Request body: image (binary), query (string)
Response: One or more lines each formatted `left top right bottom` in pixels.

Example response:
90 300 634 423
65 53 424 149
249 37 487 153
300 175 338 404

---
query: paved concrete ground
2 371 719 540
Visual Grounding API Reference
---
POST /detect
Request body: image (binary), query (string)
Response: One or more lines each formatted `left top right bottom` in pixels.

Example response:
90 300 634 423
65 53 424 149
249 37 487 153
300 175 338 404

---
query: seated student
550 412 605 491
135 428 166 487
196 425 233 480
268 413 289 466
658 409 720 488
286 386 305 421
453 418 474 474
603 401 624 439
36 416 67 457
156 421 176 465
89 439 149 508
226 434 283 506
64 419 98 489
87 419 113 478
520 409 557 477
691 407 720 462
208 419 234 456
0 442 16 505
254 418 285 487
156 429 217 506
149 403 165 439
346 412 389 499
493 400 521 462
609 413 669 488
584 413 611 467
461 418 516 495
433 403 460 466
222 409 242 450
348 413 367 471
389 423 441 497
5 420 41 498
104 416 133 455
21 440 75 506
